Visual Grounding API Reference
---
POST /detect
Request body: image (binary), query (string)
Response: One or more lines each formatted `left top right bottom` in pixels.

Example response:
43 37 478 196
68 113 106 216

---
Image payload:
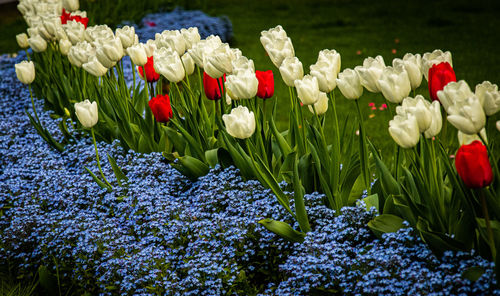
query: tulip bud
62 0 79 12
83 56 108 77
455 140 493 188
181 27 201 49
422 49 453 81
144 39 157 57
336 68 363 100
156 29 186 56
16 33 29 49
295 75 320 106
458 128 487 146
203 43 233 79
256 70 274 99
28 35 47 52
437 80 473 113
149 94 173 123
137 56 160 82
428 62 456 102
310 61 337 93
447 96 486 135
279 57 303 87
153 47 185 83
317 49 341 75
424 101 442 138
116 26 136 49
15 60 35 85
308 92 329 115
225 70 258 100
396 95 432 133
59 38 72 55
377 66 411 104
232 56 255 75
74 99 98 128
475 81 500 116
392 53 422 90
127 43 148 66
181 52 195 76
260 25 295 68
203 72 225 100
389 114 420 148
355 55 386 93
222 106 256 139
187 35 222 68
96 37 124 65
63 20 85 45
84 25 113 43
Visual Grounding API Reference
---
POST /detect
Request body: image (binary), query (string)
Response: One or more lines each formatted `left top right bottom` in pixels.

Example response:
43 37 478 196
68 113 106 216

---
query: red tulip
60 9 89 28
455 140 493 188
256 70 274 99
137 56 160 82
428 62 456 101
148 94 173 123
203 72 225 100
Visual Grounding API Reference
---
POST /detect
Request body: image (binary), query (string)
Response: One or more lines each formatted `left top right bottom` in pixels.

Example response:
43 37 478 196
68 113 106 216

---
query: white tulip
377 66 411 104
308 92 329 115
95 37 123 68
181 27 201 49
393 53 422 90
475 81 500 116
396 95 432 133
310 61 337 93
59 38 72 55
27 27 39 38
68 41 95 67
222 106 256 139
84 25 113 43
62 0 79 12
28 34 47 52
437 80 474 112
262 37 295 68
260 25 288 47
74 100 98 128
187 35 222 68
156 29 186 56
231 56 255 75
126 43 148 66
497 121 500 132
424 101 442 138
63 20 85 45
116 26 136 49
295 75 320 106
458 128 487 145
447 96 486 135
225 70 258 100
144 39 157 57
421 49 452 81
83 56 108 77
355 55 386 93
15 60 35 84
317 49 341 75
16 33 29 49
42 15 62 40
279 56 303 87
153 47 185 83
181 52 195 76
336 68 363 100
389 114 420 148
203 43 234 78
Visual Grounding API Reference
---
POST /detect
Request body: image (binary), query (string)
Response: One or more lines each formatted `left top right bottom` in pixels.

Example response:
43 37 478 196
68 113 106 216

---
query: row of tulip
14 0 500 273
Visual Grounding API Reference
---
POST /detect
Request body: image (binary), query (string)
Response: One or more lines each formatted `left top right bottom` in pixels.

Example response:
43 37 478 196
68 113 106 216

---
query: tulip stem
142 66 149 101
28 85 40 124
131 60 136 97
328 91 341 164
355 99 370 191
480 188 497 260
91 128 112 190
25 49 30 61
478 132 500 185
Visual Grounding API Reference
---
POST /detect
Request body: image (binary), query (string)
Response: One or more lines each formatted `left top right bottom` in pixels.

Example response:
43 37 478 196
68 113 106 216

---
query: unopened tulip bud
393 53 422 90
28 35 47 52
16 33 29 49
74 99 98 128
389 114 420 148
153 47 185 83
116 26 136 49
336 68 363 100
295 75 320 106
15 60 35 84
279 56 303 87
181 27 201 49
181 52 195 76
475 81 500 116
308 92 329 115
127 43 148 66
222 106 256 139
225 70 258 100
59 39 72 55
447 96 486 135
355 55 385 93
83 56 108 77
424 101 442 139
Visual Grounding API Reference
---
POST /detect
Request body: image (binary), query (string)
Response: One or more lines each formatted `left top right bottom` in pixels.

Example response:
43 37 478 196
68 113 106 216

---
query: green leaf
416 217 465 255
85 167 112 192
38 265 58 296
462 266 485 282
293 152 310 233
107 153 128 186
368 214 405 238
258 219 305 243
176 155 210 181
269 116 292 156
358 193 379 212
348 175 366 205
368 140 401 196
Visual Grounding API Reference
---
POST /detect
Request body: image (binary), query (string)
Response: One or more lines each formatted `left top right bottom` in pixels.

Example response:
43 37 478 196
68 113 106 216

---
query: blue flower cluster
123 8 233 43
0 50 498 294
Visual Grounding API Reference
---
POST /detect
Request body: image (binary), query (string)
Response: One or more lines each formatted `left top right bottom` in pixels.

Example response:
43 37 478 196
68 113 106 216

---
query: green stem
25 49 30 61
28 85 40 123
355 99 370 191
480 188 497 260
142 66 149 101
328 91 341 162
91 128 112 189
131 60 136 96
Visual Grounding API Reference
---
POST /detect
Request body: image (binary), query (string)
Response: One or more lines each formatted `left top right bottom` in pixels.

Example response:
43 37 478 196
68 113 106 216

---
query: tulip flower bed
4 0 500 294
1 53 499 295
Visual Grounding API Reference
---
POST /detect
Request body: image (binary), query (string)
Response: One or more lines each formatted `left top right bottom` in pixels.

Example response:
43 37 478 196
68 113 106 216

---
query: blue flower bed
1 50 499 294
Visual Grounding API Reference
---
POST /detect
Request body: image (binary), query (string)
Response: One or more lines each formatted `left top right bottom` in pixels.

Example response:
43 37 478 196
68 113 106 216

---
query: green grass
1 0 499 151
